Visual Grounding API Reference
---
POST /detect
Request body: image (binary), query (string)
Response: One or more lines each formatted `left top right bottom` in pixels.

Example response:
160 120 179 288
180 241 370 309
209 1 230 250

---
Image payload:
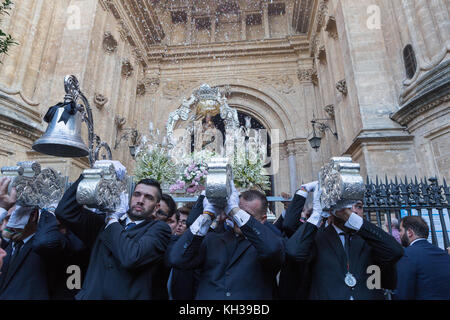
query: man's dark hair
135 178 162 202
177 206 191 216
400 216 429 239
161 193 176 217
240 190 268 217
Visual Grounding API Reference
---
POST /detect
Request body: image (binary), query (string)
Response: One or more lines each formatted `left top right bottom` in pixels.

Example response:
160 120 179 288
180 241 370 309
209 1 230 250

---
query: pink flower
186 186 196 193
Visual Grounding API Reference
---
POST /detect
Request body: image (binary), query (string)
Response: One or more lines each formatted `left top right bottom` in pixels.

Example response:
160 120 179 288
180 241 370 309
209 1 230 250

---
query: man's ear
407 228 415 239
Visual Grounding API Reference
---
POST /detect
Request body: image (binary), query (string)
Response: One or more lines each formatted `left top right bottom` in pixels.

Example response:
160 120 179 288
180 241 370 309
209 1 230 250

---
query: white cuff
296 189 308 198
307 211 322 227
190 214 213 236
0 207 7 222
344 213 363 231
232 209 251 228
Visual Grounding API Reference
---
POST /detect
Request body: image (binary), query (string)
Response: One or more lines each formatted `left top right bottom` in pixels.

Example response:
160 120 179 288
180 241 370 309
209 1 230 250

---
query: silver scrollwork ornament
318 157 364 211
205 158 232 210
76 161 126 212
1 161 65 210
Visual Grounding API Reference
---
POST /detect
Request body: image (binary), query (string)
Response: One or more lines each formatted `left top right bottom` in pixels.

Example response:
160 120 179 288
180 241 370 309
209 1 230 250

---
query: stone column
187 10 192 44
415 0 442 60
262 3 270 39
240 12 246 40
287 142 298 195
429 0 450 48
210 14 216 42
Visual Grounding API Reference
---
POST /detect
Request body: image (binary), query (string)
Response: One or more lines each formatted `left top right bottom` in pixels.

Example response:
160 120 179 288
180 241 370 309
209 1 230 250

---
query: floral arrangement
169 162 208 194
169 150 213 194
232 156 271 192
133 146 177 186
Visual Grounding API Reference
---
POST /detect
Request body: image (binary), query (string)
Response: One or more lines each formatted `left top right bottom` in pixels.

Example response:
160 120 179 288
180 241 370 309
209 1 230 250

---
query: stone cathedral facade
0 0 448 198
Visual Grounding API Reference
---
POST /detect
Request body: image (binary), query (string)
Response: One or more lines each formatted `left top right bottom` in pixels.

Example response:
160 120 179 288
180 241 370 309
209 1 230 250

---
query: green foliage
232 157 271 192
0 0 18 60
133 147 178 184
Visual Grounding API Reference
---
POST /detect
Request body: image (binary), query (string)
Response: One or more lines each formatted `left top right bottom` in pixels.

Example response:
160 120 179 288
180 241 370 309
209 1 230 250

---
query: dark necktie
339 232 351 262
125 222 136 230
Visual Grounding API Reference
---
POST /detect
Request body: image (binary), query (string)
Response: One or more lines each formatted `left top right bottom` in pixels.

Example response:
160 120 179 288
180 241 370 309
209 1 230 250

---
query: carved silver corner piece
318 157 364 211
76 161 126 212
336 79 347 95
1 161 65 210
205 158 232 209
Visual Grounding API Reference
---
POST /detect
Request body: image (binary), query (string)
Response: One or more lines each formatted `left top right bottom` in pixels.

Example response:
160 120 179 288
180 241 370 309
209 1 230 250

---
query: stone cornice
344 128 414 155
0 114 43 143
0 86 43 131
146 36 309 63
392 60 450 126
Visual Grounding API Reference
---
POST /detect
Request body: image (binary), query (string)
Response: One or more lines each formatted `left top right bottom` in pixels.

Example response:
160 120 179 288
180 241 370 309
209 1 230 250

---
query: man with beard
55 176 171 300
395 216 450 300
285 181 404 300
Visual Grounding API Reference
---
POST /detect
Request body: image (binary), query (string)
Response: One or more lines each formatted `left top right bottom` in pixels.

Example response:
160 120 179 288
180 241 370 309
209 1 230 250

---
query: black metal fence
364 176 450 250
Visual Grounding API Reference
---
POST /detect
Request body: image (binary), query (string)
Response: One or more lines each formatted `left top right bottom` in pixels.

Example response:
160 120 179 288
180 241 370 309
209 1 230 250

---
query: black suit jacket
0 237 50 299
395 239 450 300
55 176 172 300
33 209 90 300
278 194 310 300
169 216 285 300
286 219 404 300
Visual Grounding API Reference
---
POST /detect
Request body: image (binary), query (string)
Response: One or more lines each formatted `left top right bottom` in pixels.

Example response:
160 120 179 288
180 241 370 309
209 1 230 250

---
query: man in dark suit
55 176 171 300
395 216 450 300
169 186 284 300
0 206 52 299
286 181 404 300
32 209 90 299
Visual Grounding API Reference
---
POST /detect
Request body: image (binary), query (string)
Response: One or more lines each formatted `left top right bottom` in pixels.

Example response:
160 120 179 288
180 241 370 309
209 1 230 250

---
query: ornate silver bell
32 75 89 158
32 106 89 157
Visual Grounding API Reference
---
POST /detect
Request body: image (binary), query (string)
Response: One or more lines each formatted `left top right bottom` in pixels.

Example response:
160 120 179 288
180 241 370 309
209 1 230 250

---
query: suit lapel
349 234 365 274
1 240 33 290
323 226 347 268
0 244 13 290
226 236 251 269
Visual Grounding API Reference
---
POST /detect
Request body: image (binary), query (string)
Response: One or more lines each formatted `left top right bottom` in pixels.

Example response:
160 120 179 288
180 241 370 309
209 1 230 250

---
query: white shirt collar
333 224 344 235
409 238 427 246
120 214 145 226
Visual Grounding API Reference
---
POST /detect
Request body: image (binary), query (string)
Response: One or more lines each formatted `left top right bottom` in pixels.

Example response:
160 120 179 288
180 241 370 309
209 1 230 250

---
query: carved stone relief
324 104 335 118
297 68 318 85
94 93 108 109
163 80 198 100
121 60 134 78
336 79 347 95
102 32 118 53
136 82 146 96
257 75 295 94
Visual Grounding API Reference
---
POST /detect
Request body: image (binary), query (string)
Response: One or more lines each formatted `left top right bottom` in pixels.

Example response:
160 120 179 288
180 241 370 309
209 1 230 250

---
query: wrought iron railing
364 176 450 250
